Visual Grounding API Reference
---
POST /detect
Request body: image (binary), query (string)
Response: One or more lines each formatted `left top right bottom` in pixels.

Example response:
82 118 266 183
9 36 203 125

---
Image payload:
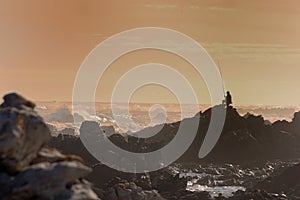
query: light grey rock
0 93 51 172
0 93 100 200
32 147 68 163
31 147 84 164
65 181 100 200
104 181 164 200
10 161 96 199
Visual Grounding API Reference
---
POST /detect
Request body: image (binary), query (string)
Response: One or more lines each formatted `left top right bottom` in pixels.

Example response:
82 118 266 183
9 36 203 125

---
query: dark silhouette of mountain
49 105 300 165
48 105 300 192
104 106 300 164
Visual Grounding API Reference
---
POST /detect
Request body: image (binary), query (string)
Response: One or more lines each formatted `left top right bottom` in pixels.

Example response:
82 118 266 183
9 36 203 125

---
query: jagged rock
0 93 99 200
0 93 36 109
227 189 287 200
51 105 300 167
9 161 93 199
47 103 300 199
255 163 300 194
0 93 51 172
104 106 300 164
103 180 164 200
31 147 83 164
66 180 99 200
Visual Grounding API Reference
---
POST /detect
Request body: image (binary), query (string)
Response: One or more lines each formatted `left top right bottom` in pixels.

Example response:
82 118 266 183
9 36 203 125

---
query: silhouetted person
225 91 232 107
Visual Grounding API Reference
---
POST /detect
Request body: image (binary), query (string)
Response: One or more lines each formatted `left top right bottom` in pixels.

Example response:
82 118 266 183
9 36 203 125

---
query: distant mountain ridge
50 105 300 165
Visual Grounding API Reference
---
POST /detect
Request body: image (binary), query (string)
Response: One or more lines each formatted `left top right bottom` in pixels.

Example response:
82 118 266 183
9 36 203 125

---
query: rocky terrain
49 103 300 199
0 93 167 200
0 93 98 200
1 92 300 199
105 106 300 164
50 105 300 165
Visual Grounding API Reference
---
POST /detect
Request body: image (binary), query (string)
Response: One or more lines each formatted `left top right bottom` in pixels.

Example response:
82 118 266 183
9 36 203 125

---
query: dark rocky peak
199 105 241 122
243 112 264 122
243 113 266 131
273 110 300 135
292 111 300 123
272 120 291 132
225 106 241 118
0 92 36 110
291 111 300 133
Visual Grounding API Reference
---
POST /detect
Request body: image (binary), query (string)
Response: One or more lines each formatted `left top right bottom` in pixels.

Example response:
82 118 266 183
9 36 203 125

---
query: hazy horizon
34 101 300 107
1 1 300 105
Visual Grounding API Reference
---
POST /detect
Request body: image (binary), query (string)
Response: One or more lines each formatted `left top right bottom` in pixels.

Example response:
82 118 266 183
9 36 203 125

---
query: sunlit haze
1 1 300 105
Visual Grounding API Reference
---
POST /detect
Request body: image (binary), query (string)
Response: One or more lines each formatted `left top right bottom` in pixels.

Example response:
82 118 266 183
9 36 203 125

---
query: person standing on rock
225 91 232 107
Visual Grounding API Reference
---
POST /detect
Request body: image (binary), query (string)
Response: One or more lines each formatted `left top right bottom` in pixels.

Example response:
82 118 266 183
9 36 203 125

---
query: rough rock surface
103 179 164 200
50 106 300 169
0 93 99 200
48 105 300 199
104 106 300 164
225 189 287 200
0 93 51 172
255 163 300 199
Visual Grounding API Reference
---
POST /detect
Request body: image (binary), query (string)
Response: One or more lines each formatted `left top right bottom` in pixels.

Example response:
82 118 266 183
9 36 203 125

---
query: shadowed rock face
0 93 36 109
0 93 98 200
101 106 300 164
48 105 300 198
49 106 300 168
255 163 300 194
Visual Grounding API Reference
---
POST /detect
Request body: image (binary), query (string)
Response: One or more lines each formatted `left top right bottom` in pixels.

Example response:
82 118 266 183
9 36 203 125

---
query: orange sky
0 0 300 105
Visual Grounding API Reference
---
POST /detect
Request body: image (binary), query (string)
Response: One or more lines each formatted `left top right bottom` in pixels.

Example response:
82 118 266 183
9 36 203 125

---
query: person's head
227 91 230 95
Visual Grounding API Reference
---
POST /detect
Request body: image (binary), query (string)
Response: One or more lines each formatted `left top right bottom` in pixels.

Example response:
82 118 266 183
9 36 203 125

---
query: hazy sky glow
0 0 300 105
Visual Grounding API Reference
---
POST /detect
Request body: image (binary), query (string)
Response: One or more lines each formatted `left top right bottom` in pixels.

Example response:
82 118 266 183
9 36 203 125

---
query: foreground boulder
0 93 98 200
0 93 51 172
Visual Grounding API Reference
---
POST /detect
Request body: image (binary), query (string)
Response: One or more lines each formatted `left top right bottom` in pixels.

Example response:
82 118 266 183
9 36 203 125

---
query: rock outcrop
255 163 300 198
47 104 300 199
102 106 300 164
49 105 300 166
0 93 51 172
103 179 164 200
226 189 287 200
0 93 98 200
